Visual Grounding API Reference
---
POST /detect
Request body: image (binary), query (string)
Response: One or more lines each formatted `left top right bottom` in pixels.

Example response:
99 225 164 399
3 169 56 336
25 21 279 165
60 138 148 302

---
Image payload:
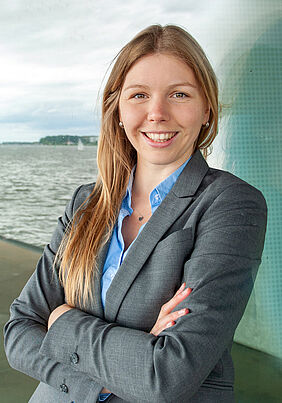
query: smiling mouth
142 132 178 142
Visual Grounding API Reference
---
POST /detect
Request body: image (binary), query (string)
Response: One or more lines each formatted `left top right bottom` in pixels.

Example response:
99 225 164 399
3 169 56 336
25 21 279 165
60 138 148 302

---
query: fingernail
166 321 174 328
179 308 188 315
181 288 190 295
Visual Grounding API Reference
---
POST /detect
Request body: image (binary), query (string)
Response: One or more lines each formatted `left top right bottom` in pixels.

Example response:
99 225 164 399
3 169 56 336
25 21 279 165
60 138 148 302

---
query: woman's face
118 53 210 170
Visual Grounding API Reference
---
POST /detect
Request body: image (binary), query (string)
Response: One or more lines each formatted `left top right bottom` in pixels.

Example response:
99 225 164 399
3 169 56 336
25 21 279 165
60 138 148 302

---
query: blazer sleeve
4 184 103 403
37 182 268 402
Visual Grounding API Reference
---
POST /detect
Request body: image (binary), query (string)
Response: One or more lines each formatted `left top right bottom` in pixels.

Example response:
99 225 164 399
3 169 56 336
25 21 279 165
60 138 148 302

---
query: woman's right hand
150 283 192 336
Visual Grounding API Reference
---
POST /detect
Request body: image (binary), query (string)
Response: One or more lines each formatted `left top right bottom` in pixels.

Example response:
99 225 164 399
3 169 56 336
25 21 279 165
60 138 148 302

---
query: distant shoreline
0 143 97 146
1 142 40 145
1 134 99 146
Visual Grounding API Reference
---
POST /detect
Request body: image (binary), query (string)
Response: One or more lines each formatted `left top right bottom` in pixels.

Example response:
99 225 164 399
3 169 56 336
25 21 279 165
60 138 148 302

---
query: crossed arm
47 284 192 395
48 283 191 333
47 283 191 395
4 182 267 402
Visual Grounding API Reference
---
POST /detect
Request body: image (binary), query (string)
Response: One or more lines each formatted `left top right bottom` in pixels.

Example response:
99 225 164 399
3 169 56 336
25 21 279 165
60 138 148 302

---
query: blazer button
70 352 79 364
59 383 68 393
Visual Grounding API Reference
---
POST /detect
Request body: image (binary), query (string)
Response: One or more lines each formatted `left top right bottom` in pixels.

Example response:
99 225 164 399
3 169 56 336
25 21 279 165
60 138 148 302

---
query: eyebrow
123 82 197 91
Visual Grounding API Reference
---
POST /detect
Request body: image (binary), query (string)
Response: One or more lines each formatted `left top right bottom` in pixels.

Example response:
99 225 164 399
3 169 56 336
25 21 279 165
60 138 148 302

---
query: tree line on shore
39 135 98 145
2 135 98 146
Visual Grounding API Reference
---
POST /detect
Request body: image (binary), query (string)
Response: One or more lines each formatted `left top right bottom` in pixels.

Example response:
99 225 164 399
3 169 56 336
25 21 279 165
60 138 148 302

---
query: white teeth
144 132 177 142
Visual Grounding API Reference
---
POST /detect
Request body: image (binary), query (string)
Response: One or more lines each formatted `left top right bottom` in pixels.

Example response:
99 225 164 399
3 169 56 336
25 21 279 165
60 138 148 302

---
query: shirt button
59 383 68 393
70 352 79 364
110 273 115 279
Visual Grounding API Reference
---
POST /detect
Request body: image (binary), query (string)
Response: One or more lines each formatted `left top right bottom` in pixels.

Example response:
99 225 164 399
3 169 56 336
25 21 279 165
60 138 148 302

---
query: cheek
124 110 144 130
179 106 205 128
124 129 141 152
120 101 144 125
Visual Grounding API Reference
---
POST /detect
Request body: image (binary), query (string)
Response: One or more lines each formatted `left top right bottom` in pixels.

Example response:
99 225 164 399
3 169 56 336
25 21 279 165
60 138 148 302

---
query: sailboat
77 138 84 151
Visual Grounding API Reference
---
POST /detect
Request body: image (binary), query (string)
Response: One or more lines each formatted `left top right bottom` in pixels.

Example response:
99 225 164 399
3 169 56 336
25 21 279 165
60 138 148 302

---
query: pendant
138 216 144 221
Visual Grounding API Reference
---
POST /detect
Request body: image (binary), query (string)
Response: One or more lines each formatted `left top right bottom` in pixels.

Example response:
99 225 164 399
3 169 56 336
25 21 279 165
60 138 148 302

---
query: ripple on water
0 145 98 247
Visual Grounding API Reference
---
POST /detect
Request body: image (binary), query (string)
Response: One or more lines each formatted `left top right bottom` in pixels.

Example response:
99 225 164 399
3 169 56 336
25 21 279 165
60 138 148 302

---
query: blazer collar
172 149 209 197
91 150 209 321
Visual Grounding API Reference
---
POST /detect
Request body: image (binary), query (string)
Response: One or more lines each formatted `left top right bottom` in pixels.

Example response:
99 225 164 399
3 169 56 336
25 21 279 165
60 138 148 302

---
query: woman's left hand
48 303 73 330
150 283 191 336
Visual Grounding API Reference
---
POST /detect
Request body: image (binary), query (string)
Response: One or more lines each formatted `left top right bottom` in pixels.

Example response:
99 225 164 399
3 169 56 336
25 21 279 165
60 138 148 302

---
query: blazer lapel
103 150 209 322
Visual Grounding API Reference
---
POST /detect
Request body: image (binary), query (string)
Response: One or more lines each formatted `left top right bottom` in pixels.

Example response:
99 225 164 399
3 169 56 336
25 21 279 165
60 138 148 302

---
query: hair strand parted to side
55 24 219 307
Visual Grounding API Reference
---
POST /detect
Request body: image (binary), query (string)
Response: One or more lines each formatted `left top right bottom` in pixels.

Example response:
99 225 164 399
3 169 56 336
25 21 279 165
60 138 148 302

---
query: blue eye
133 93 146 99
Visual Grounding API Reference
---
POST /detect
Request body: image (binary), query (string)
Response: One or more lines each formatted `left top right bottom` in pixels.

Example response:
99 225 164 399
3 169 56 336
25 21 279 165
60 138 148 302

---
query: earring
205 121 210 128
119 121 124 128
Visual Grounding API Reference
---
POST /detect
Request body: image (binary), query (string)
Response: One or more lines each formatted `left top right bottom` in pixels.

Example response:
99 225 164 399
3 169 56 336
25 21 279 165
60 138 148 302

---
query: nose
147 96 170 122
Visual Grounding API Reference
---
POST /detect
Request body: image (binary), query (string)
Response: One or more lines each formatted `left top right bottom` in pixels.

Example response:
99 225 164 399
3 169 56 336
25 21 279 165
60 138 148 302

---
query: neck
132 157 189 199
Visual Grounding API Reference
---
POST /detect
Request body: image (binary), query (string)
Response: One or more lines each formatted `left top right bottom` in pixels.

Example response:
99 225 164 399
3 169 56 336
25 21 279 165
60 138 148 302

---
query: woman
4 24 267 402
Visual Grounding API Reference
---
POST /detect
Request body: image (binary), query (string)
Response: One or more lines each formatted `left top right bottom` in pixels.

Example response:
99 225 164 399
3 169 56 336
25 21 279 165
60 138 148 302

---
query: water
0 145 98 247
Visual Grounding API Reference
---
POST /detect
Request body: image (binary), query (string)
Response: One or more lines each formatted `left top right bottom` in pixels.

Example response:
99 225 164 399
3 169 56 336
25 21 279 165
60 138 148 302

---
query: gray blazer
4 150 267 403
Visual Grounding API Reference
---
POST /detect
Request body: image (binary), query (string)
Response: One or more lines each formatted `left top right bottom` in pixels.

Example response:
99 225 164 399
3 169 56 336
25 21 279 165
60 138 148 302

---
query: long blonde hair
56 24 219 307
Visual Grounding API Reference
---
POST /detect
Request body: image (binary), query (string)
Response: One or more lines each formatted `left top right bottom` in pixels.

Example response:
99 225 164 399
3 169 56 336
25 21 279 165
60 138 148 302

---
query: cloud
0 0 281 142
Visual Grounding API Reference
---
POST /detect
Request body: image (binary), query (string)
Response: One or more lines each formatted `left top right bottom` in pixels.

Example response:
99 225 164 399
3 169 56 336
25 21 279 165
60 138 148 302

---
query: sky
0 0 281 143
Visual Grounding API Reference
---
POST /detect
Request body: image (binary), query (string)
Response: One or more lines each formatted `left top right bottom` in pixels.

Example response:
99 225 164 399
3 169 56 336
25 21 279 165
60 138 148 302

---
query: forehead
122 53 198 88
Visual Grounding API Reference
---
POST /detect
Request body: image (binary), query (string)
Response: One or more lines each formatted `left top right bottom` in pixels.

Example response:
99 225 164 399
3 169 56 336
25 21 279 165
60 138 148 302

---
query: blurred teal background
213 14 282 359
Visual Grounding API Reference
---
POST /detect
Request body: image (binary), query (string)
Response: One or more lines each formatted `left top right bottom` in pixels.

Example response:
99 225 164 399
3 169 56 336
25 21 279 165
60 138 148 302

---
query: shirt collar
151 156 191 205
122 156 191 212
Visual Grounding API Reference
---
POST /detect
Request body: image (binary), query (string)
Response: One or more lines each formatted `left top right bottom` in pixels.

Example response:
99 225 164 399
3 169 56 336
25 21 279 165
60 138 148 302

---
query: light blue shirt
99 156 191 401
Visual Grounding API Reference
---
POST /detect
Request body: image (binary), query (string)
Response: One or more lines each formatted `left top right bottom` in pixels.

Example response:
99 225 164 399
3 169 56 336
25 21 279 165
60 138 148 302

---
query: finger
165 321 175 329
161 287 192 315
151 320 176 336
174 282 186 296
155 308 189 335
169 307 189 322
150 306 190 336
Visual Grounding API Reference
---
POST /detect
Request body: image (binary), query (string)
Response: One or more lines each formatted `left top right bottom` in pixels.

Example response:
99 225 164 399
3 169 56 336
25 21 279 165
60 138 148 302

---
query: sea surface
0 145 98 247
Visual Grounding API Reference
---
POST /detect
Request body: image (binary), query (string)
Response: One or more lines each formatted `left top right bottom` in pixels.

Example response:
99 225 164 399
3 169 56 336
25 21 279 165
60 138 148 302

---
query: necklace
133 206 145 221
131 187 150 221
131 202 151 222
